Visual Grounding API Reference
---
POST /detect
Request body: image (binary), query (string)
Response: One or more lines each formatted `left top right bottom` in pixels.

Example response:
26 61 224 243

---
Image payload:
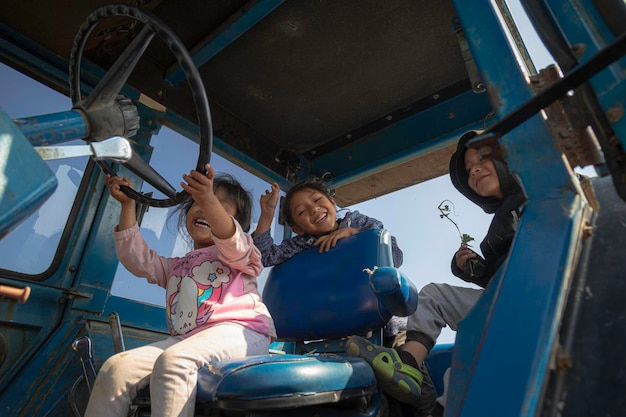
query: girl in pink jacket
85 163 276 417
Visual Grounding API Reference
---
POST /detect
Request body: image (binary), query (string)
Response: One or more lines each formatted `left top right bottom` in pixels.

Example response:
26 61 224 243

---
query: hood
449 130 522 214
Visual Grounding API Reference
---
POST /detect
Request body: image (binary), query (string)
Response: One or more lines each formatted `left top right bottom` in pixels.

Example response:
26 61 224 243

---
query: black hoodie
448 131 527 288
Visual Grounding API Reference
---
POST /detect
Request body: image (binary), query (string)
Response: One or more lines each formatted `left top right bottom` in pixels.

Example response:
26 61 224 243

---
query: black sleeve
450 253 491 288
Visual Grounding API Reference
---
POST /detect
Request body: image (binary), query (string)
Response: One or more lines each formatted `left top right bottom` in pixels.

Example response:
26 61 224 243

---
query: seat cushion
196 353 377 410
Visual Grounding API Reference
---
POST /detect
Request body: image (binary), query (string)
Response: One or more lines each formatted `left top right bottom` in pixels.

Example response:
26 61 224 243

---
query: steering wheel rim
69 4 213 207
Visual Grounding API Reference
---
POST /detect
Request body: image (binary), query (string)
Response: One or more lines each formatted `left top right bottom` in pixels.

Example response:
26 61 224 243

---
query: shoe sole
346 336 423 405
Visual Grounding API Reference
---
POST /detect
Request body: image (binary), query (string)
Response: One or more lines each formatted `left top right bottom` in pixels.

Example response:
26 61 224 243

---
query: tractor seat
194 229 418 412
196 353 378 410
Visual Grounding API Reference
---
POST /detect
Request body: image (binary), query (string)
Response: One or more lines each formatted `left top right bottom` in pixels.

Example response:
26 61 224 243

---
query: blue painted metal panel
0 319 86 417
0 282 68 391
309 90 492 187
101 296 168 334
448 1 585 416
0 106 57 238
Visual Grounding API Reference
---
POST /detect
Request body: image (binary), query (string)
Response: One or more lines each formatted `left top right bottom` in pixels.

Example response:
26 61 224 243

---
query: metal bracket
468 31 626 155
34 136 132 163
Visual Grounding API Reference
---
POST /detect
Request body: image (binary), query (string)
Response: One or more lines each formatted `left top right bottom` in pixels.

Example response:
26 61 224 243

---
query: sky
0 0 563 344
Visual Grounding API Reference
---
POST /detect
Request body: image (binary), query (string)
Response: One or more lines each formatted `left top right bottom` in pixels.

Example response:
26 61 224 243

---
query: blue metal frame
447 1 589 416
543 0 626 150
309 90 491 187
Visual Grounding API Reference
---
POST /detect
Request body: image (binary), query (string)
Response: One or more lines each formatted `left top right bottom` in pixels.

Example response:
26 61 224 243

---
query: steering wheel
69 4 213 207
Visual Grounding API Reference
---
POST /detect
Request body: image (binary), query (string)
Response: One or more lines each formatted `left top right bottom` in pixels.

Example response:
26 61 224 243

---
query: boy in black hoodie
347 131 527 416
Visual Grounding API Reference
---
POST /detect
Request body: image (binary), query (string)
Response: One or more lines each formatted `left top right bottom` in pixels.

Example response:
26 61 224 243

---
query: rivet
571 43 586 58
606 105 623 123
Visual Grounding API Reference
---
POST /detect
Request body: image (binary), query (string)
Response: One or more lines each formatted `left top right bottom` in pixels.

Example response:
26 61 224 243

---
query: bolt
571 43 586 58
555 350 573 370
606 105 623 123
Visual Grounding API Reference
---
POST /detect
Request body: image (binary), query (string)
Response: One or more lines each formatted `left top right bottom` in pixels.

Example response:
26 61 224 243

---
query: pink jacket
113 219 276 339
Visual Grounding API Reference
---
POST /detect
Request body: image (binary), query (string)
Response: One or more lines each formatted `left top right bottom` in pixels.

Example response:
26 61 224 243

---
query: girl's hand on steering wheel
105 174 134 206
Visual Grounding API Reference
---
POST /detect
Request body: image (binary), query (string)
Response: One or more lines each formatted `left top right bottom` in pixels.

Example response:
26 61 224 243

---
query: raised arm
253 182 280 237
104 174 137 231
181 163 235 240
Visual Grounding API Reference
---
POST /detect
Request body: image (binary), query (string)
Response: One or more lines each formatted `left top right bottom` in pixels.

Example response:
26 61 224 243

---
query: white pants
84 323 270 417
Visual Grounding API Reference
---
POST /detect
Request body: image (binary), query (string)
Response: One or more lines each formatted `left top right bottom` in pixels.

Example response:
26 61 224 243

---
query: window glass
0 63 88 275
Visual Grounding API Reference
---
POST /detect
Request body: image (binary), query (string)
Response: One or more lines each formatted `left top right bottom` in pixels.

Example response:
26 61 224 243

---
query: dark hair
281 178 335 227
173 173 253 236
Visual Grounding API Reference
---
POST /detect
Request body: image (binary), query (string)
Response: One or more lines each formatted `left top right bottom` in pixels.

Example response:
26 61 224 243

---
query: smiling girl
86 164 275 417
252 177 403 268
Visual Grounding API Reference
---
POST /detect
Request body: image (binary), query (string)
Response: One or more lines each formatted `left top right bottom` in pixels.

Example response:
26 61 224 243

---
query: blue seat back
262 229 395 341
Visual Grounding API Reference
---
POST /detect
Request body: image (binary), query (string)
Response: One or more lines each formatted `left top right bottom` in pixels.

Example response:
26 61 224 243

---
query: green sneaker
346 336 423 405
